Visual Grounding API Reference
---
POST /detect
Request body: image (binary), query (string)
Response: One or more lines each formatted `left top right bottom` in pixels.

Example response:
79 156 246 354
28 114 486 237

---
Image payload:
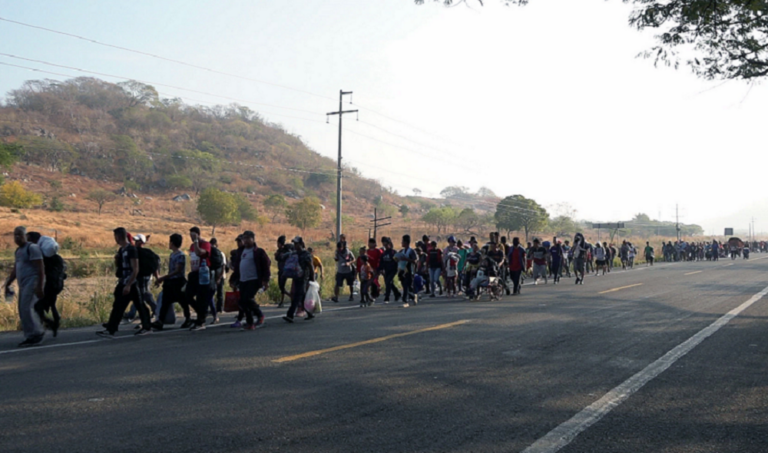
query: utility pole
370 207 392 240
326 90 358 243
676 204 681 242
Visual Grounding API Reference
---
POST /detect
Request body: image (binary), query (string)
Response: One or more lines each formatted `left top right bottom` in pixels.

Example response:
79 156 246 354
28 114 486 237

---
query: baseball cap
292 236 303 244
134 234 147 243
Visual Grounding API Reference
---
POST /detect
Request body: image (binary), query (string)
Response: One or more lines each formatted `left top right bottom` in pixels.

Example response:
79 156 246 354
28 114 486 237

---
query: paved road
1 257 767 452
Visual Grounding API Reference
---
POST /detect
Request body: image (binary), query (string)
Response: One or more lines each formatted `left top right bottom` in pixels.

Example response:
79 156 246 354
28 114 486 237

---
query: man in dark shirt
284 236 315 323
487 242 507 292
97 227 151 337
378 237 401 303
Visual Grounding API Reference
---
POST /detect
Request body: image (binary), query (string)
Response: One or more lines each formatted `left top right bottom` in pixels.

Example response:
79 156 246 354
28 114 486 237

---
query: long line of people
6 224 757 347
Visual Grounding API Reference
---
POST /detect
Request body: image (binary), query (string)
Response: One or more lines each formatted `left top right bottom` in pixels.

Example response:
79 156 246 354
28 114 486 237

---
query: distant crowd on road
4 225 761 348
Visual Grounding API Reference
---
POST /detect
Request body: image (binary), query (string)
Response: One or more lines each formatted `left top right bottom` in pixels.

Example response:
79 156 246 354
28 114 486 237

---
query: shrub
0 181 43 208
49 196 64 212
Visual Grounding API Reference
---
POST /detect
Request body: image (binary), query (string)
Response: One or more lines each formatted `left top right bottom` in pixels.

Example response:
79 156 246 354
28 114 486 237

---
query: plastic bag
306 281 322 313
38 236 60 258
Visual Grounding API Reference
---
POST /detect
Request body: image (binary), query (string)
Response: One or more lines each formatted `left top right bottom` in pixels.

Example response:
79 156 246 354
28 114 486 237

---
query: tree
399 204 410 217
0 181 42 209
234 194 258 222
476 187 497 198
413 188 422 196
494 195 548 241
286 197 322 232
0 143 23 169
417 0 768 81
197 187 239 235
117 80 160 108
454 208 481 233
264 193 288 222
548 215 579 238
86 189 117 215
422 206 458 234
440 186 470 199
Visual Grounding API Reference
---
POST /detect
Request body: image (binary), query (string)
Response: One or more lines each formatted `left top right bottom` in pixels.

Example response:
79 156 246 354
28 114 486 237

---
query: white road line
520 284 768 453
0 305 360 355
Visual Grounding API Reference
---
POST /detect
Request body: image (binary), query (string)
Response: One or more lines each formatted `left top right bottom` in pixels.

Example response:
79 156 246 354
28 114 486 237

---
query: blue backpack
283 252 304 279
413 274 424 293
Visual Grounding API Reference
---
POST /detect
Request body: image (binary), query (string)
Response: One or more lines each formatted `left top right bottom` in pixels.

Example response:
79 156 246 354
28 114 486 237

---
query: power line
0 54 322 116
0 16 335 102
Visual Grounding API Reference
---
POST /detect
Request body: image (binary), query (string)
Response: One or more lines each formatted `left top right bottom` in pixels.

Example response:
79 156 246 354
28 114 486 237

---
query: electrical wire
0 16 335 102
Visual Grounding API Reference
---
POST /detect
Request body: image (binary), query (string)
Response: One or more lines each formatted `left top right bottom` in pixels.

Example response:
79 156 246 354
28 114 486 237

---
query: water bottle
199 259 210 286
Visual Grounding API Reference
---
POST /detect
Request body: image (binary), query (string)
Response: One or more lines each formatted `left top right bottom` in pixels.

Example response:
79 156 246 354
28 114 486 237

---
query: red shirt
509 247 524 272
366 247 383 270
190 239 212 271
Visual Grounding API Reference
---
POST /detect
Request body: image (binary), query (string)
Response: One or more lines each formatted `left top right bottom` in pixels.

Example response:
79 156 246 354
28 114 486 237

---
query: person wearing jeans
97 227 152 337
6 226 46 347
396 235 418 307
186 227 211 331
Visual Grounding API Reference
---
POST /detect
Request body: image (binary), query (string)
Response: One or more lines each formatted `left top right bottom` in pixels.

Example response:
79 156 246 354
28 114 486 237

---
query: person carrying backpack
130 234 159 322
152 233 188 330
26 231 67 337
284 236 316 321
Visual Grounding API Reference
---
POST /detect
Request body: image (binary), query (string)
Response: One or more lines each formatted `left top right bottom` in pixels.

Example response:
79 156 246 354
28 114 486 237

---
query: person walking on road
507 237 526 295
332 241 355 303
644 242 655 266
5 226 46 347
152 234 188 330
239 231 270 330
26 231 66 338
572 233 588 285
97 227 152 338
186 227 212 331
283 236 315 322
396 234 418 307
379 237 401 304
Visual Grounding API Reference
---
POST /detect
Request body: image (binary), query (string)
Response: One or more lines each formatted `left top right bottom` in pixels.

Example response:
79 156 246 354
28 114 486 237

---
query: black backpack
210 247 224 271
138 248 161 277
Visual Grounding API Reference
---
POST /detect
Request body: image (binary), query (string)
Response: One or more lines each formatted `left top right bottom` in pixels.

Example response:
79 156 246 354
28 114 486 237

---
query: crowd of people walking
4 224 762 347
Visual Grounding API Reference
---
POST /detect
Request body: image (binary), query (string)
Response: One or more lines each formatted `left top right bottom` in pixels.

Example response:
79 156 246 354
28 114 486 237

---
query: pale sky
1 0 765 233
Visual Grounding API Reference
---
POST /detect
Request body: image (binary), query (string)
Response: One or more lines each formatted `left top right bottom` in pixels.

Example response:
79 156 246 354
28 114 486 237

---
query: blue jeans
429 268 442 295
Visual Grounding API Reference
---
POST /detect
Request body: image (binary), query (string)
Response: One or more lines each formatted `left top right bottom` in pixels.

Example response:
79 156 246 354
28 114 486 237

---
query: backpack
282 252 304 279
138 248 161 277
28 245 67 290
209 247 224 271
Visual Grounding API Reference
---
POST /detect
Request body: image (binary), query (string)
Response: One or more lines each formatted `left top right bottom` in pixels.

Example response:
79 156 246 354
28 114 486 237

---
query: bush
49 196 64 212
60 236 83 253
49 180 63 189
219 174 233 185
0 181 43 208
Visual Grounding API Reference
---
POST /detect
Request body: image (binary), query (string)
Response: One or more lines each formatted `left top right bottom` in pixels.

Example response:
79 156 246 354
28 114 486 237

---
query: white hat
134 234 147 243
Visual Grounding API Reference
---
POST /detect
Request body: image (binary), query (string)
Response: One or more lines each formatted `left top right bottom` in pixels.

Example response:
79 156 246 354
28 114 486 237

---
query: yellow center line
598 283 643 294
684 270 703 276
273 320 471 363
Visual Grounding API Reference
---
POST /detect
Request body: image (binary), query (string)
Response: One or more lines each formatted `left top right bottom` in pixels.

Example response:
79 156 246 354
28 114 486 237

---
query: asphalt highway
1 257 767 453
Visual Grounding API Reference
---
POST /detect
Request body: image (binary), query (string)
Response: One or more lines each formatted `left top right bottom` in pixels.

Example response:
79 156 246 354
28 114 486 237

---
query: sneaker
96 330 115 339
331 297 339 303
180 319 193 329
242 323 257 331
210 316 220 325
401 302 410 308
282 316 294 323
189 324 206 332
254 316 266 328
18 336 43 347
151 321 164 331
230 321 243 328
359 303 365 308
134 328 152 336
383 298 390 303
575 278 581 285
